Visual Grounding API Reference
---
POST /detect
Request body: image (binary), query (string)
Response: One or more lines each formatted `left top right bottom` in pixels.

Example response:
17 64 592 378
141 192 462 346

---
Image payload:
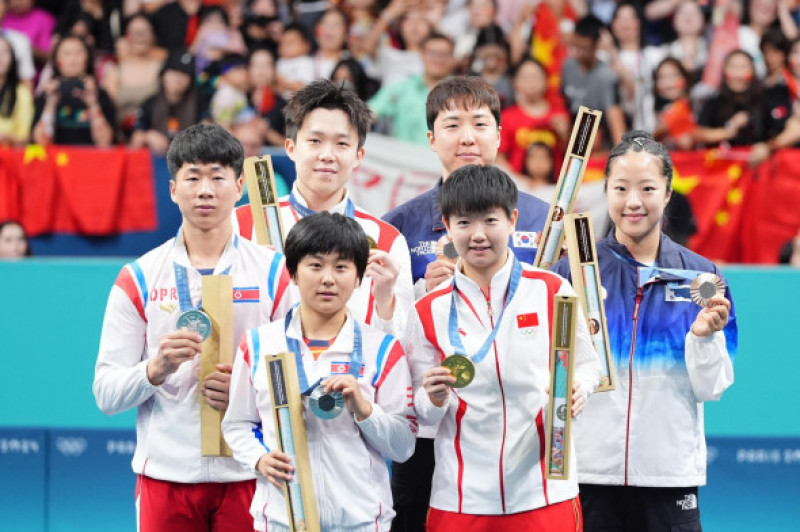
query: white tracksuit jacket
223 309 417 532
404 253 602 515
233 184 414 338
93 230 293 483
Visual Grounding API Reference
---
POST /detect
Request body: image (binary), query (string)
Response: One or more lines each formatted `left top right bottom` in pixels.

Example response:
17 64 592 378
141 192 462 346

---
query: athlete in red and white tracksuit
233 185 414 337
93 231 293 521
223 309 417 532
403 253 602 522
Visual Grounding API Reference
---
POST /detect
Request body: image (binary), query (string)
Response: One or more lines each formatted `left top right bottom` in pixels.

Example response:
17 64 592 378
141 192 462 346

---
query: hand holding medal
146 328 203 385
422 366 457 407
318 375 373 421
690 274 730 337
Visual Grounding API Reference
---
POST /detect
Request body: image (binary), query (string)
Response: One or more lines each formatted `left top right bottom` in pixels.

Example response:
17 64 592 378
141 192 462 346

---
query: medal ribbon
172 228 233 312
288 190 355 219
284 307 363 393
609 248 708 288
448 258 522 364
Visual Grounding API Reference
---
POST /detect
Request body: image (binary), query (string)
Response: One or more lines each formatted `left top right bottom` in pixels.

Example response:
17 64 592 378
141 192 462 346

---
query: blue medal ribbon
448 258 522 364
288 190 355 219
284 308 363 393
172 229 233 312
609 248 709 288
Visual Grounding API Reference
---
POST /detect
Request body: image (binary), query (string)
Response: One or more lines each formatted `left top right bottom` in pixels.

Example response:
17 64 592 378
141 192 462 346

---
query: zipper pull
486 298 494 318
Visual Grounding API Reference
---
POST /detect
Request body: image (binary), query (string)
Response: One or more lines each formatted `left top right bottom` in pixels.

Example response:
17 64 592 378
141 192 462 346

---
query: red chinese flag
52 147 126 234
676 150 753 263
531 2 570 101
0 148 21 221
117 149 157 232
17 146 58 236
740 150 800 263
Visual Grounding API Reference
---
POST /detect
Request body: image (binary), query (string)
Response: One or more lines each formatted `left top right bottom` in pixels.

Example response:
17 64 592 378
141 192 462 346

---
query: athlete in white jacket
232 79 414 339
223 213 416 532
404 165 602 531
93 124 294 532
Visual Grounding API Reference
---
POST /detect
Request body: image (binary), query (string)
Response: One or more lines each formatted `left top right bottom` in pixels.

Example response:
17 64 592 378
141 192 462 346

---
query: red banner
0 146 156 236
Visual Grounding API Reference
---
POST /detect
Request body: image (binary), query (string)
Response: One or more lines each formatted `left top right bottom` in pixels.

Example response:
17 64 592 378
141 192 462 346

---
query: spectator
0 219 30 258
362 0 433 86
651 57 697 150
240 0 283 51
469 25 513 108
104 13 163 141
231 120 290 198
453 0 499 65
275 22 314 99
658 0 708 85
55 0 115 53
151 0 202 52
516 141 556 193
1 0 56 67
210 53 252 130
0 34 33 146
497 57 569 175
331 56 379 101
190 5 248 75
696 49 765 147
130 50 199 155
561 14 626 147
247 45 286 146
314 6 351 81
602 2 662 130
31 34 115 146
0 0 35 86
739 0 798 79
369 32 455 145
342 0 379 62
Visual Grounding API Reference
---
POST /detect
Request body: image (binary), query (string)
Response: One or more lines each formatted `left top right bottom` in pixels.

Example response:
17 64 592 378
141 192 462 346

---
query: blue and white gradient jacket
552 232 737 487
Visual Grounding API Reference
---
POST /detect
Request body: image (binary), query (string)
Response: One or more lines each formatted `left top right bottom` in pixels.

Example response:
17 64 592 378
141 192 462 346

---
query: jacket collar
604 231 683 269
285 305 356 355
172 226 239 273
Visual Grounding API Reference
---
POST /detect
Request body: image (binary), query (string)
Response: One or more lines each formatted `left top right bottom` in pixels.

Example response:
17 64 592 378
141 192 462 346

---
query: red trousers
136 475 256 532
427 497 583 532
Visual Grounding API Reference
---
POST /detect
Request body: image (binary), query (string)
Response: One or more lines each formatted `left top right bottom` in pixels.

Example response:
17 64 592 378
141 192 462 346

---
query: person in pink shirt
1 0 55 67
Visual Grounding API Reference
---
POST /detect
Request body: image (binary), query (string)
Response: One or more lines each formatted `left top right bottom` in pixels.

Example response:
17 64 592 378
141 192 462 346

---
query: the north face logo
676 494 698 511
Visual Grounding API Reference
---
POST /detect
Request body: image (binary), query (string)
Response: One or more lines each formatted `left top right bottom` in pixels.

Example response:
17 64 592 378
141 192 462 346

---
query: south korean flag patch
513 231 538 248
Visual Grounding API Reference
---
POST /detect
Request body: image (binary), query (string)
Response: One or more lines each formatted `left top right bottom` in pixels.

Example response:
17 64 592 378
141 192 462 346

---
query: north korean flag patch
233 286 260 303
330 361 366 377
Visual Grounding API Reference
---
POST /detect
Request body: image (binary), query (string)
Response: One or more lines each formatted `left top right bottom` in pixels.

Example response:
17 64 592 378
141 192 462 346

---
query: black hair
52 34 95 77
283 78 373 149
422 31 455 52
512 55 547 80
760 25 789 55
439 164 518 219
0 219 31 256
574 14 604 42
199 5 230 26
716 49 762 133
122 12 156 36
604 130 674 189
610 2 646 49
653 56 692 111
523 141 556 182
0 35 19 118
316 6 350 51
331 57 379 101
426 75 501 131
281 22 315 51
166 123 245 178
284 212 369 280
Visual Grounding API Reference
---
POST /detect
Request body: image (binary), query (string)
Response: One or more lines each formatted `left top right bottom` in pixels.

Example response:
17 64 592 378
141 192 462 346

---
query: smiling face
723 52 755 93
429 103 501 180
293 252 360 321
606 151 671 249
286 107 365 207
444 206 517 282
654 60 686 100
170 162 243 231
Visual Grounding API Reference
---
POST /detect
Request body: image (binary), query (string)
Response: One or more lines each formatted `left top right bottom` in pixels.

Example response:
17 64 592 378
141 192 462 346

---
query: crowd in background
2 0 800 261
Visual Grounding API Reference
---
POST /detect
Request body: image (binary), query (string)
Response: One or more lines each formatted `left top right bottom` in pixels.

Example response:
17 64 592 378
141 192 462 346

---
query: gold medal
441 354 475 388
690 273 725 307
436 235 459 263
366 235 378 250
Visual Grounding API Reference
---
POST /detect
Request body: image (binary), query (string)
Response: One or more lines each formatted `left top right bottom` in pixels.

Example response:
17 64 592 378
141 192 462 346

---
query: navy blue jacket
382 179 551 286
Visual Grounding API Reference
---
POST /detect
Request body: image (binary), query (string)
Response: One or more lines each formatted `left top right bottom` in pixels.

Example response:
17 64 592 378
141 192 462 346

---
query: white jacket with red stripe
93 230 294 484
403 253 602 515
233 185 414 338
222 310 417 532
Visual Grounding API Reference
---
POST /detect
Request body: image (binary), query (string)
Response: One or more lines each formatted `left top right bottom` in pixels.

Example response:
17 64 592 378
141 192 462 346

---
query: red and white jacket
223 310 417 532
93 230 294 484
233 185 414 338
403 253 601 515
